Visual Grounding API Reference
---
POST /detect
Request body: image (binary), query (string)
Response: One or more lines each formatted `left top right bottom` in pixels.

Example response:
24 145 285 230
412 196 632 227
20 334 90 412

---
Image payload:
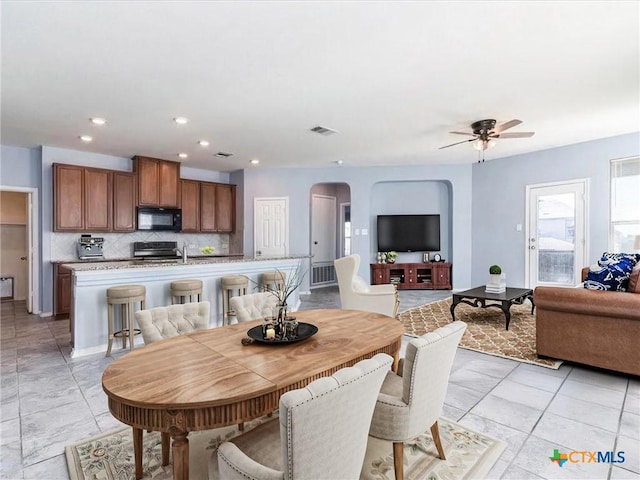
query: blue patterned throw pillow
584 253 640 291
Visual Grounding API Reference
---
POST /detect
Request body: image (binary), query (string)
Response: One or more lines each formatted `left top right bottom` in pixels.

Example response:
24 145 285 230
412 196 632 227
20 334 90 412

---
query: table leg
501 301 512 331
171 430 189 480
133 427 143 480
528 293 535 314
161 432 170 466
450 297 460 321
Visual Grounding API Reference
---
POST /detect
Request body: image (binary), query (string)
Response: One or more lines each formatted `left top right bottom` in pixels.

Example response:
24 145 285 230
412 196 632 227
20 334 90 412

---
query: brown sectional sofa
534 264 640 376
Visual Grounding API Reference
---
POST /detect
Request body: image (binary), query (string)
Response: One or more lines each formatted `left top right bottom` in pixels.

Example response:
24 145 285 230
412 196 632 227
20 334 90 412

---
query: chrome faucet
175 242 188 264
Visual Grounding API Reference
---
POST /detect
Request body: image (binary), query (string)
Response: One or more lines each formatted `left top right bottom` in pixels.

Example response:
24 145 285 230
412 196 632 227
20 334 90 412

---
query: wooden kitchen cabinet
200 182 236 233
54 264 71 318
84 168 112 231
370 262 452 290
133 156 180 207
54 164 84 231
54 164 112 232
215 183 236 232
200 182 217 232
180 179 200 232
113 172 136 231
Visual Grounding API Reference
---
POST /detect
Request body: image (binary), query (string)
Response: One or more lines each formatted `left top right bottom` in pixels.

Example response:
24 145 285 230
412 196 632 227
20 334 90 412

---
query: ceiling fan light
473 139 485 151
487 139 497 149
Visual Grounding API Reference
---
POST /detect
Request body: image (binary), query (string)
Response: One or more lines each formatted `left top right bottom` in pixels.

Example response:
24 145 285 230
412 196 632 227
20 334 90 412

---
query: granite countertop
60 254 310 271
51 254 244 264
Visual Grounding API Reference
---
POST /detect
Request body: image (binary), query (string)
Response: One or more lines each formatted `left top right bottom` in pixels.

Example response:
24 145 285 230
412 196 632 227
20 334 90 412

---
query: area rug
399 298 563 369
66 416 506 480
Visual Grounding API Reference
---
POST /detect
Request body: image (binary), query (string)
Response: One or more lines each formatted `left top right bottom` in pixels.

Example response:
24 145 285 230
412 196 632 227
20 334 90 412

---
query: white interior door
311 195 336 286
526 180 587 288
254 197 288 257
311 195 336 262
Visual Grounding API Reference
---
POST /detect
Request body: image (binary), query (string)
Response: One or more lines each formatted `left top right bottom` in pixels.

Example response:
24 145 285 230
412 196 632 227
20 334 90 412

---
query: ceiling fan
439 119 535 156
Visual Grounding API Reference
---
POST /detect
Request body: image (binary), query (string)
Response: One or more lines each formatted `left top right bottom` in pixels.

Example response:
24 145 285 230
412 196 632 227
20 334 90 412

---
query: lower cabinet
54 264 71 318
370 262 452 290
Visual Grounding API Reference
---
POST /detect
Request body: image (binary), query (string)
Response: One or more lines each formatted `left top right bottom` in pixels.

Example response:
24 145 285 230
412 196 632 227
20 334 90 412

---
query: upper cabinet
180 179 200 232
182 181 236 233
54 164 112 231
132 156 180 207
215 183 236 232
112 172 136 232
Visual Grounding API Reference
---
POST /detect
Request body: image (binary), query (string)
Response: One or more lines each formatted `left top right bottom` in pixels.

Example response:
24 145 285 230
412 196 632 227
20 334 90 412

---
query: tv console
371 262 452 290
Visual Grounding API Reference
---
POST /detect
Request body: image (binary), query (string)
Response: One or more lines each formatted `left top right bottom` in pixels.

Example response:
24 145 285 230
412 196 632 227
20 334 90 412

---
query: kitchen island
62 255 309 357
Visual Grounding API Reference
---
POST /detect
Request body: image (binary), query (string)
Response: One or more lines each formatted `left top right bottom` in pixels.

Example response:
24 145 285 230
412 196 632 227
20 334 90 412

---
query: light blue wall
471 132 640 287
370 180 451 263
241 164 474 291
2 132 637 313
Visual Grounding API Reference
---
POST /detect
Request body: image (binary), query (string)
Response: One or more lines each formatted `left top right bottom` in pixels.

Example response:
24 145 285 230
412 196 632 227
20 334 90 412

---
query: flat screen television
377 214 440 252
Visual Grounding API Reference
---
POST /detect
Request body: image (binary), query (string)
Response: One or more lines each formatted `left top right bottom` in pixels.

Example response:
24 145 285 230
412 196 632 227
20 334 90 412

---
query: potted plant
489 265 502 285
386 251 398 264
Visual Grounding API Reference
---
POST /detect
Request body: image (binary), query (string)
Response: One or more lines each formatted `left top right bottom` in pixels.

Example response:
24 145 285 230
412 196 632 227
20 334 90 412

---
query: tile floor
1 287 638 479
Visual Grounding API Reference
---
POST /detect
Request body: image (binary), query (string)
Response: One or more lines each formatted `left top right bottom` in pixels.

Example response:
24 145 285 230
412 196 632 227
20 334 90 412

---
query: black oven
136 207 182 232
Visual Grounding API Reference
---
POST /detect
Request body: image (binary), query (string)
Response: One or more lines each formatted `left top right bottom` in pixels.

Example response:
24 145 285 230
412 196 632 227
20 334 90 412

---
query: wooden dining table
101 308 405 480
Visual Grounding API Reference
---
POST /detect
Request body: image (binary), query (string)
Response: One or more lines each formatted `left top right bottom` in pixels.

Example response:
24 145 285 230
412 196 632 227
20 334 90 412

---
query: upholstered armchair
134 301 210 344
229 292 278 323
334 254 399 317
369 321 467 480
209 353 394 480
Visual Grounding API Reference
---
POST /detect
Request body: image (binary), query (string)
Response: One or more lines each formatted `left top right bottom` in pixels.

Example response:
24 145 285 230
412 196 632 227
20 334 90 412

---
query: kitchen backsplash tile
51 232 230 261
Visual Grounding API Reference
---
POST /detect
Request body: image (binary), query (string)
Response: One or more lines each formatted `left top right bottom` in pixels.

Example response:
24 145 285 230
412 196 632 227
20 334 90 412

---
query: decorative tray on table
247 322 318 344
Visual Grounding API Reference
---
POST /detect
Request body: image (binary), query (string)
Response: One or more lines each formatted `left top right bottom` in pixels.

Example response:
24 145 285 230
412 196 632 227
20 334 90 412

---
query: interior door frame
0 186 40 313
339 202 351 257
524 178 589 288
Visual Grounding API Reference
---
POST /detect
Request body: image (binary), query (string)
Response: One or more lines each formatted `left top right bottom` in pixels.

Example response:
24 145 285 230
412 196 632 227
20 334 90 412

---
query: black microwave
137 207 182 232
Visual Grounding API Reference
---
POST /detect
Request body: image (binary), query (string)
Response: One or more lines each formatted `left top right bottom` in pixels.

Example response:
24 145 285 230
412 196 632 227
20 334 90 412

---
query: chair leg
431 421 446 460
393 442 404 480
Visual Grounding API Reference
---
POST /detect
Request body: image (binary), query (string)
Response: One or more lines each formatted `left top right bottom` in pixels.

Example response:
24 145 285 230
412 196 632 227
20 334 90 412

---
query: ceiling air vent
215 152 233 158
310 125 339 136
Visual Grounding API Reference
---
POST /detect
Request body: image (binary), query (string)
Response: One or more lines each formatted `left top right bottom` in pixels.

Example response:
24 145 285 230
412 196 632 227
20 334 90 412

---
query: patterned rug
400 298 563 369
66 416 506 480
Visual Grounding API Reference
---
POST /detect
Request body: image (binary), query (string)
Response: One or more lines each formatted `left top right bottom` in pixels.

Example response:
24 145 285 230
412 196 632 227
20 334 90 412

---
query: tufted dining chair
229 291 278 323
369 321 467 480
134 301 210 344
209 353 394 480
130 301 211 478
334 254 400 317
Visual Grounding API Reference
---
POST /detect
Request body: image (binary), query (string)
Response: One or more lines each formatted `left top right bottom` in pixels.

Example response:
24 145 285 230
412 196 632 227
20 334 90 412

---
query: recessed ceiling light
173 117 188 125
198 140 210 147
250 159 260 165
90 117 106 125
335 160 344 166
178 153 188 159
79 135 92 142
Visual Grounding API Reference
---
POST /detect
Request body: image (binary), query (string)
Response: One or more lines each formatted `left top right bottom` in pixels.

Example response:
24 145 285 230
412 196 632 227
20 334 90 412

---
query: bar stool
261 271 286 292
171 279 203 304
106 285 145 357
220 275 249 325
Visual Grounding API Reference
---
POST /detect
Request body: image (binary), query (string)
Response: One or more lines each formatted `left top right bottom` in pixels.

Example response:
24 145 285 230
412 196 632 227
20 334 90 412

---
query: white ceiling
2 1 638 172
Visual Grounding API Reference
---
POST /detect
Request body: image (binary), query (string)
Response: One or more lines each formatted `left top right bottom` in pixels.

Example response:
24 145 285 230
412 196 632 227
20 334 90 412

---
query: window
610 157 640 252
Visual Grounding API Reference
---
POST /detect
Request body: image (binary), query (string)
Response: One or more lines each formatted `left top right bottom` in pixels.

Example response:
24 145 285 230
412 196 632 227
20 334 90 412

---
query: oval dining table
102 308 405 480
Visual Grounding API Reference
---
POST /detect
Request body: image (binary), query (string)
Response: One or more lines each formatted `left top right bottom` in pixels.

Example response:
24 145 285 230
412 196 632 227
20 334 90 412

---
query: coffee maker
77 235 104 260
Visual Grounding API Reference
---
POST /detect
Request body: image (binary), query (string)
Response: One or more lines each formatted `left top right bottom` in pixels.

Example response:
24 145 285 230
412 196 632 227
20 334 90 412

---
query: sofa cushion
584 253 640 291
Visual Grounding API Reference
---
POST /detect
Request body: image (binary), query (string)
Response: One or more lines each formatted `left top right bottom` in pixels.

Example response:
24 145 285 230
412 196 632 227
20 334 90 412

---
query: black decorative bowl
247 322 318 344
